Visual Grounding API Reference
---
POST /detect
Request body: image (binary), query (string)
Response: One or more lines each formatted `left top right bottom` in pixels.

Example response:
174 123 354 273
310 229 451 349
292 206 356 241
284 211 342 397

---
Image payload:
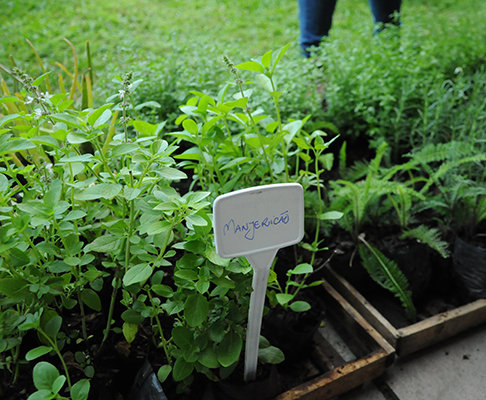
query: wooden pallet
274 280 395 400
322 264 486 357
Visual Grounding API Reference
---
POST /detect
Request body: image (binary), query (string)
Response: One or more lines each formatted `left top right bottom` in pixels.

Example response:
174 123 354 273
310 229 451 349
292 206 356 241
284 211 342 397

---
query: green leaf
83 366 95 378
261 50 273 68
122 322 138 343
111 143 139 157
275 293 293 306
0 96 20 103
174 269 198 281
25 346 53 361
0 139 36 155
27 389 53 400
172 326 194 350
9 247 31 267
76 183 121 200
44 315 62 339
64 210 87 221
290 301 311 312
157 365 172 383
152 284 173 297
71 379 90 400
49 111 80 127
220 156 253 171
184 294 209 327
0 277 29 300
124 187 141 201
32 362 59 391
88 105 113 128
135 101 162 111
123 263 152 286
218 330 242 367
29 136 59 148
186 214 208 226
256 74 273 93
199 347 219 368
81 289 101 311
121 309 145 325
174 147 201 161
319 211 343 220
84 235 121 253
172 357 194 382
182 119 198 135
32 72 51 86
147 220 172 236
51 375 66 395
289 263 313 275
236 61 264 73
258 345 285 364
158 167 187 180
271 43 291 71
66 131 89 144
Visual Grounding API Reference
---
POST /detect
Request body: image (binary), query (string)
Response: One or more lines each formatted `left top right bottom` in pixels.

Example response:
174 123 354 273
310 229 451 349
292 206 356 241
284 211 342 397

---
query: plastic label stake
213 183 304 382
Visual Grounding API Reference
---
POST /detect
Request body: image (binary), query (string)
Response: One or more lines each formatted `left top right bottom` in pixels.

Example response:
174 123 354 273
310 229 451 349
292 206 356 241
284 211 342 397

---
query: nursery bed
322 264 486 357
274 280 395 400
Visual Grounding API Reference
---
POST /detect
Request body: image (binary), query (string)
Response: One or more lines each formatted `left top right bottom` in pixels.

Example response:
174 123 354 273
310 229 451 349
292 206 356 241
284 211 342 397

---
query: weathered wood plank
398 298 486 356
322 264 486 357
274 277 395 400
275 350 391 400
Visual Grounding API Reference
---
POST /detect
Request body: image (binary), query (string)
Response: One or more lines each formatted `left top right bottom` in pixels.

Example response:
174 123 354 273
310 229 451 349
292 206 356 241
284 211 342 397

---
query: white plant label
213 183 305 258
213 183 305 382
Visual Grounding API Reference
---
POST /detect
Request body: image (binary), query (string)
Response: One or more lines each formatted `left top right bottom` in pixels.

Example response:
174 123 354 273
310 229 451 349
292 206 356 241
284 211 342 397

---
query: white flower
33 109 43 119
24 96 35 105
40 92 54 102
118 90 126 99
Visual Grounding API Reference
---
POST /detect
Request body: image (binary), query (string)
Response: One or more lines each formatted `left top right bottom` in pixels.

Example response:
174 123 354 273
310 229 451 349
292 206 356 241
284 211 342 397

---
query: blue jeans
298 0 402 56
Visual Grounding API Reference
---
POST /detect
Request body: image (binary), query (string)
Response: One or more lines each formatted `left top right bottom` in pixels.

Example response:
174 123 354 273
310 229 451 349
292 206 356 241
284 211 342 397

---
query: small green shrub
319 1 486 161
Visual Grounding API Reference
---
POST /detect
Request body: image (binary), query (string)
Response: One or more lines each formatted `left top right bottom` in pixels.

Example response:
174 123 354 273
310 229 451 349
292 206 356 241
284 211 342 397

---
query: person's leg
368 0 401 26
298 0 338 56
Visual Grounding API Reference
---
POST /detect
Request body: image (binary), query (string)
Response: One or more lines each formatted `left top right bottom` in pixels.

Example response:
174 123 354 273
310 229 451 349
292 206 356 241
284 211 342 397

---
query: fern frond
358 237 416 322
407 141 478 164
346 160 369 182
339 141 347 179
401 225 450 259
420 154 486 194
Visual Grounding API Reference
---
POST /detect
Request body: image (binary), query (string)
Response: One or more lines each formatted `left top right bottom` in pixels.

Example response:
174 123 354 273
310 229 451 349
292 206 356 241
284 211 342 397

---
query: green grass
0 0 299 84
2 0 486 151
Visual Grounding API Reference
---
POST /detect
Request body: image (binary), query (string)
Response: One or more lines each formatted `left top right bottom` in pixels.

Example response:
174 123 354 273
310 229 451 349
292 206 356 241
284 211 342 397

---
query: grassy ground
1 0 301 80
2 0 485 86
1 0 486 144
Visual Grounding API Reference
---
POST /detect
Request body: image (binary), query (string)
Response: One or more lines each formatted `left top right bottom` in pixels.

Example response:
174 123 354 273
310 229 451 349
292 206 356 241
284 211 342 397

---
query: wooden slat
274 277 396 400
397 298 486 356
322 265 400 347
322 264 486 357
275 350 390 400
320 280 395 357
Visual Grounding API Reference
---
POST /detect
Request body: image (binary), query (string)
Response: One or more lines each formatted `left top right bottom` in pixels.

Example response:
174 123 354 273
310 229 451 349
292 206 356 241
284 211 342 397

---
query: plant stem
38 329 72 390
77 287 88 343
236 81 275 183
147 290 171 364
100 185 135 350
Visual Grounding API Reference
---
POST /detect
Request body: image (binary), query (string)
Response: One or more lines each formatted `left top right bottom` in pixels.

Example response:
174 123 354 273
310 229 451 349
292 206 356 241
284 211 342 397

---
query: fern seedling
358 234 417 322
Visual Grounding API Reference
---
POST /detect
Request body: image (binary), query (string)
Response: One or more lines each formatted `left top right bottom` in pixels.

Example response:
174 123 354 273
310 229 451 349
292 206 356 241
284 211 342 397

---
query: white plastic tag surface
213 183 305 258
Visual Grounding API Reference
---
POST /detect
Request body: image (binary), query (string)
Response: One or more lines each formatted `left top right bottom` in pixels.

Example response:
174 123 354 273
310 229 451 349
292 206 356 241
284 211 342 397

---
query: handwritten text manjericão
222 211 290 241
